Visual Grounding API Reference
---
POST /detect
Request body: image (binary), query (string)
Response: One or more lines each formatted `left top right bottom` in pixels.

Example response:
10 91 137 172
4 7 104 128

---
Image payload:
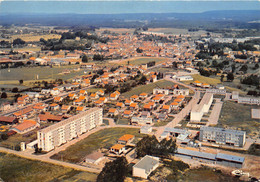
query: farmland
218 101 260 136
4 34 61 42
51 127 145 163
110 57 167 65
0 152 97 182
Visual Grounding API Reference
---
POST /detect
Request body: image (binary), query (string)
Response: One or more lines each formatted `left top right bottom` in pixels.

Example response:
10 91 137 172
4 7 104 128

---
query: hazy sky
0 1 259 14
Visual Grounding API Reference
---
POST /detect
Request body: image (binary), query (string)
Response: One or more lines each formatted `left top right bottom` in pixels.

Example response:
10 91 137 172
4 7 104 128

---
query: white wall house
133 155 160 179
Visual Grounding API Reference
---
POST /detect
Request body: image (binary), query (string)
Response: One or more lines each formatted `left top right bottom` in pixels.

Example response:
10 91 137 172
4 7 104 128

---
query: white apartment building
190 93 213 122
173 89 189 96
37 107 103 152
199 126 246 147
153 88 169 95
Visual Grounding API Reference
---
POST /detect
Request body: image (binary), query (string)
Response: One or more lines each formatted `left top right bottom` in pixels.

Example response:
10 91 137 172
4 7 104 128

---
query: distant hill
0 10 259 29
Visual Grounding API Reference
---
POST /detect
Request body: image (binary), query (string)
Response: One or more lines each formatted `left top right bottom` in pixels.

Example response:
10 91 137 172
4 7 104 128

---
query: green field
122 80 175 98
0 152 97 182
0 65 84 83
51 127 145 163
128 57 166 65
182 74 221 86
218 101 260 136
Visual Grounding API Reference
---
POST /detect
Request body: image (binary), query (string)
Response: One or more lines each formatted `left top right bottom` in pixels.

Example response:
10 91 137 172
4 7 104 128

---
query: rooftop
133 155 160 172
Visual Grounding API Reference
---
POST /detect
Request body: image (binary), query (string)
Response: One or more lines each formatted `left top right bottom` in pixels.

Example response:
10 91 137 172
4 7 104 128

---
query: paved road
155 91 200 138
207 98 223 126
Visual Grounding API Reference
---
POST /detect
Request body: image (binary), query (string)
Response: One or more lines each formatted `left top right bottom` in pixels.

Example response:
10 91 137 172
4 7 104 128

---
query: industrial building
199 127 246 147
37 107 103 152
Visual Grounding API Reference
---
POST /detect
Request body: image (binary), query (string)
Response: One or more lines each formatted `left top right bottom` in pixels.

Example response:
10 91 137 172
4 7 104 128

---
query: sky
0 0 259 14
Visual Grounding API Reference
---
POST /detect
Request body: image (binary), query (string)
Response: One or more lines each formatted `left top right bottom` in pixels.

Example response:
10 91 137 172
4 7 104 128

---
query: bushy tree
82 54 88 63
97 157 128 182
227 72 234 82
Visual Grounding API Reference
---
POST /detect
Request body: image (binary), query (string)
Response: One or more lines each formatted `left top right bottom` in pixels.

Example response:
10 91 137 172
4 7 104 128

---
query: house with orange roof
151 75 157 83
76 106 85 112
170 102 179 109
51 88 60 96
152 96 162 103
130 102 139 109
33 103 48 112
110 93 119 101
193 80 202 86
130 95 139 101
11 120 39 134
116 102 125 108
114 91 120 96
118 134 135 145
73 99 84 106
68 93 77 100
139 92 148 99
123 110 133 118
49 103 59 110
78 95 87 101
90 93 99 100
96 89 105 96
61 105 71 113
162 105 171 113
174 98 183 103
143 104 152 111
108 108 119 116
202 83 210 88
110 144 125 155
79 90 88 95
54 96 63 103
13 107 33 119
99 97 108 103
125 99 133 106
38 112 64 122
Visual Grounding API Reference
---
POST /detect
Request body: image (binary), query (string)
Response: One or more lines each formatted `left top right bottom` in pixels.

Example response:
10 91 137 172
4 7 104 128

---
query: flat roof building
37 107 102 152
199 126 246 147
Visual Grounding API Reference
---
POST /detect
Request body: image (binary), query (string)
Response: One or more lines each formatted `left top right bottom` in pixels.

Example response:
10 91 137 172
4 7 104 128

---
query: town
0 16 260 182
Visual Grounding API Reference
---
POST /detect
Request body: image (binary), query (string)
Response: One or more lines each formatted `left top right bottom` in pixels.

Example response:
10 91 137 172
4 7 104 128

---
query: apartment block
37 107 103 152
190 93 213 122
199 126 246 147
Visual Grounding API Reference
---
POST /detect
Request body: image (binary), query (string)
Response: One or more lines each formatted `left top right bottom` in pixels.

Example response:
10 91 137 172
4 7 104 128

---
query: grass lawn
51 127 146 163
183 74 221 85
122 80 175 98
128 57 166 65
0 65 84 83
218 101 260 136
0 152 97 182
86 87 105 93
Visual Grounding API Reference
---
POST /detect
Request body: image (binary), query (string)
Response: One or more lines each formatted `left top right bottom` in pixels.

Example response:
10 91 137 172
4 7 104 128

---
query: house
158 113 168 120
76 106 85 112
153 88 169 95
176 75 193 81
170 102 179 109
41 89 51 94
131 117 153 125
141 111 150 118
73 99 84 106
193 80 202 87
110 144 125 155
110 93 119 101
152 96 162 103
140 126 152 134
90 93 99 100
123 110 133 118
143 104 153 111
151 75 157 82
54 96 63 103
108 108 119 116
79 90 88 95
61 105 71 113
38 113 63 122
133 155 160 179
0 116 18 125
202 83 210 88
33 103 48 112
96 90 104 96
51 89 60 96
173 89 189 96
130 102 139 109
116 102 125 108
130 95 139 101
139 92 148 99
11 120 39 134
85 151 105 165
49 103 60 111
68 93 77 100
118 134 135 145
125 99 133 106
162 105 171 113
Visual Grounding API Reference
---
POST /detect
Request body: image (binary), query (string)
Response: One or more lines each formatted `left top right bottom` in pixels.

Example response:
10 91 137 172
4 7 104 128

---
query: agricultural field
182 74 221 86
4 34 61 42
218 101 260 136
122 80 175 98
51 127 146 163
0 152 97 182
110 57 167 66
0 65 84 84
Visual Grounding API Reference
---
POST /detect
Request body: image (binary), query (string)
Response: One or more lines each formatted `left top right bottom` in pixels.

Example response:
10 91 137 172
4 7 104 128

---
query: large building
199 127 246 147
37 107 102 152
190 93 213 122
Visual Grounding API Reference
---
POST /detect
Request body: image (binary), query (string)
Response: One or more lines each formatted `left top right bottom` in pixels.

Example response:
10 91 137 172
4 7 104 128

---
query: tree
97 157 128 182
139 75 147 85
1 92 7 98
82 54 88 63
240 64 248 73
13 38 25 45
12 87 18 93
220 75 224 82
19 80 23 84
227 72 234 82
254 63 259 70
93 54 104 61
